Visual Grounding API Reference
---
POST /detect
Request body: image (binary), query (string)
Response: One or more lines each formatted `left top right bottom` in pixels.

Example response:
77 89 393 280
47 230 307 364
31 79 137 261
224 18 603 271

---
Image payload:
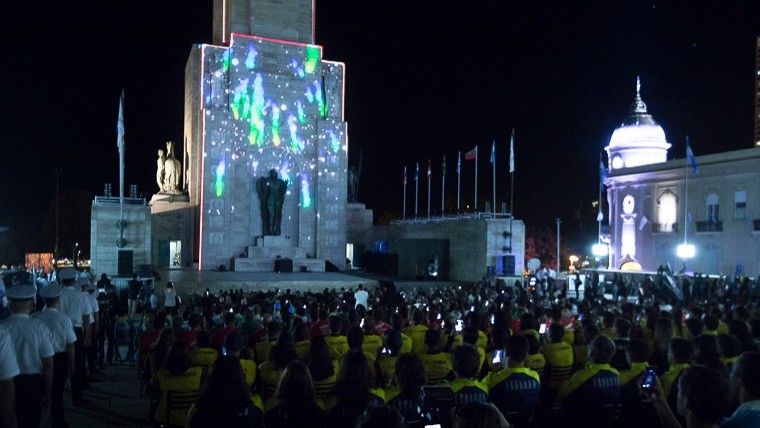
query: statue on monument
256 169 287 236
347 149 363 203
158 141 182 194
156 149 166 191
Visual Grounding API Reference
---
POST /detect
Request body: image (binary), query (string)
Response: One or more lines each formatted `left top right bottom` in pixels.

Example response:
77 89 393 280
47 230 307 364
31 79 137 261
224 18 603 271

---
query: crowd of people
1 267 760 428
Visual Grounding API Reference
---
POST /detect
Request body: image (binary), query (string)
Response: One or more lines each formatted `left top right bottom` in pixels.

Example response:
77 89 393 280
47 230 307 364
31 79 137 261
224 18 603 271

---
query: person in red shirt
211 312 241 351
178 313 204 349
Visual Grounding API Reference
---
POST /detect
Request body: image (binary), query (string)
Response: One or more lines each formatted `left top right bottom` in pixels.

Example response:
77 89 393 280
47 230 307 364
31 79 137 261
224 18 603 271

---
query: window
735 190 747 219
707 193 720 223
657 192 677 232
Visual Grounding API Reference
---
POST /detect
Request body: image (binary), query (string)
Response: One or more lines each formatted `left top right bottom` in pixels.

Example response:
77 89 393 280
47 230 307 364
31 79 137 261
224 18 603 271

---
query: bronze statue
347 149 363 203
256 169 287 235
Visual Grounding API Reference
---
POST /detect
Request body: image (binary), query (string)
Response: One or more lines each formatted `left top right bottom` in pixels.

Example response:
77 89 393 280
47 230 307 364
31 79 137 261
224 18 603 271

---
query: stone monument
183 0 349 271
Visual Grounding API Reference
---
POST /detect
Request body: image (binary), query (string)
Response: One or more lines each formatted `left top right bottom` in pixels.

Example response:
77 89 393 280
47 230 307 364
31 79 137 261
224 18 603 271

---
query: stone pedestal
150 194 193 268
233 233 325 272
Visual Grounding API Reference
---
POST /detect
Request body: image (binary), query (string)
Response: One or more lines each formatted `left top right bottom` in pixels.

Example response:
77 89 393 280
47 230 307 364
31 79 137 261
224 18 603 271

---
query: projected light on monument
214 160 225 197
194 30 347 270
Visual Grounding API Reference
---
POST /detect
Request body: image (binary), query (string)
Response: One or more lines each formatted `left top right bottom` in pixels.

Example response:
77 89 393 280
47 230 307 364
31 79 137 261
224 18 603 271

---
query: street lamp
676 243 695 273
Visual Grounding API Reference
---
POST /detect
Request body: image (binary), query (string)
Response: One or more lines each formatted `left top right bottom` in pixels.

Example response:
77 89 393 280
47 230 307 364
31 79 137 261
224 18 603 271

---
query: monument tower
184 0 348 271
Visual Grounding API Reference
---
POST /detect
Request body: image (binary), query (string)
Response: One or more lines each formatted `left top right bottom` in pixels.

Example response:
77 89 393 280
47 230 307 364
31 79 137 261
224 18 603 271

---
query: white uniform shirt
354 290 369 309
85 292 99 323
164 288 177 308
59 286 92 328
1 314 54 374
0 325 20 380
33 307 76 353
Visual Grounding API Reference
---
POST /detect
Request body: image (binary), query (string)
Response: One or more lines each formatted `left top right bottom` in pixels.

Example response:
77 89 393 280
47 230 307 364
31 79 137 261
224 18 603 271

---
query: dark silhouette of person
256 169 287 236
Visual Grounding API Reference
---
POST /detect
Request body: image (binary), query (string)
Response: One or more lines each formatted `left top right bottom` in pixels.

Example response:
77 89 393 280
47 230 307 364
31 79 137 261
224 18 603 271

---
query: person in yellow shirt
258 332 297 400
555 335 620 423
189 331 218 368
540 323 574 398
483 335 540 423
223 330 256 388
307 336 340 400
390 313 413 354
600 311 618 339
377 330 403 388
573 323 598 371
524 335 546 376
717 333 741 372
617 339 659 426
660 337 693 410
418 329 452 385
154 343 203 427
362 320 383 359
404 309 429 354
448 344 488 407
324 316 349 361
384 353 425 424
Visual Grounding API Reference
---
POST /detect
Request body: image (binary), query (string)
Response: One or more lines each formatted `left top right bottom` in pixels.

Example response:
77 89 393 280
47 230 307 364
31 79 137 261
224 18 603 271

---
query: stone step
246 246 308 259
232 257 326 273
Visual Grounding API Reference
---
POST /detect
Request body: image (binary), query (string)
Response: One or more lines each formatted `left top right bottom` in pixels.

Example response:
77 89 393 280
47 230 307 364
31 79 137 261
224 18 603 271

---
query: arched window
657 192 677 232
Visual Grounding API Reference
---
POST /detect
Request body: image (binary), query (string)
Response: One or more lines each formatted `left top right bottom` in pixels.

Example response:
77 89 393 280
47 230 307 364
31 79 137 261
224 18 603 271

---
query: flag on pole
490 141 495 163
427 159 432 180
117 89 125 155
464 146 477 160
599 160 607 190
403 166 407 184
509 129 515 173
685 136 698 174
442 156 446 175
414 163 419 181
456 151 461 173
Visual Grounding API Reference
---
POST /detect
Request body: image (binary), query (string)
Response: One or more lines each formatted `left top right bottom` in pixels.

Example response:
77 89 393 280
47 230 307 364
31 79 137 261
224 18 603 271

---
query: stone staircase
232 235 326 272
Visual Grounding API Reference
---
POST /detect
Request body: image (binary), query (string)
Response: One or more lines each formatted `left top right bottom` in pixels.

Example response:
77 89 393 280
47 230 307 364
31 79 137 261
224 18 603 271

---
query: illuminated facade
184 0 348 270
604 82 760 274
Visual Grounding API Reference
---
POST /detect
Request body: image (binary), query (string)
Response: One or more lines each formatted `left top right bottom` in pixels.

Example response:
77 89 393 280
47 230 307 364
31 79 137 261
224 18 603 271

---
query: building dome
605 77 671 170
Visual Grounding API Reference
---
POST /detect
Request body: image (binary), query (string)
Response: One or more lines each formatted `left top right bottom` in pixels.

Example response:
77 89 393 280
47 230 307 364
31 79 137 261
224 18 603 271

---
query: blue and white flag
685 137 698 174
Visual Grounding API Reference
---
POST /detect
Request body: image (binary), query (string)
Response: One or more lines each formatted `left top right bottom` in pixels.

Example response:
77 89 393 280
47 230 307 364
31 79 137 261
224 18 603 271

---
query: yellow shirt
254 340 274 365
525 353 546 376
189 347 218 368
400 332 413 354
540 341 575 391
324 335 349 361
377 355 398 388
555 363 620 404
258 362 286 401
294 339 310 361
155 366 203 426
619 362 648 386
240 358 257 388
661 363 690 399
403 325 429 354
312 360 340 399
419 352 452 385
363 334 383 358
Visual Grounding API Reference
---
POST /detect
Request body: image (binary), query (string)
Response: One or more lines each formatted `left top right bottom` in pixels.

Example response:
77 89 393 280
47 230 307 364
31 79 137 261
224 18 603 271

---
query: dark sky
2 1 760 256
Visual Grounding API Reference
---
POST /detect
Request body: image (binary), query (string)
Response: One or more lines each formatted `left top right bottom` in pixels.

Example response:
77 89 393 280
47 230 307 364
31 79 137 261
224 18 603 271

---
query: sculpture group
157 141 182 194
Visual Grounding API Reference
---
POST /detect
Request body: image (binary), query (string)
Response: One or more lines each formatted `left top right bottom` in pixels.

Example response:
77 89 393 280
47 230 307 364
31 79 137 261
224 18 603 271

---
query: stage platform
111 268 465 299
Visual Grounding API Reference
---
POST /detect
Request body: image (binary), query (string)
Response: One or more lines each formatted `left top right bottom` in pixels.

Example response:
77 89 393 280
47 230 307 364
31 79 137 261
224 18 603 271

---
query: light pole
53 168 62 266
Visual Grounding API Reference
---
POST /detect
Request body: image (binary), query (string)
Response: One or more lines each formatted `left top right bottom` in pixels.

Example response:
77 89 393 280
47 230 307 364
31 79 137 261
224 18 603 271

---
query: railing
696 221 722 232
652 222 678 233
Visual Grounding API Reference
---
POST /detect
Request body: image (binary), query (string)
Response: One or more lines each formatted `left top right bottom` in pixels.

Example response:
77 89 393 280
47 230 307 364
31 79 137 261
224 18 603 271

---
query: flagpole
441 156 446 218
509 130 515 250
116 89 127 248
415 162 419 218
427 160 431 219
457 151 461 214
492 140 496 217
474 147 478 212
403 166 407 220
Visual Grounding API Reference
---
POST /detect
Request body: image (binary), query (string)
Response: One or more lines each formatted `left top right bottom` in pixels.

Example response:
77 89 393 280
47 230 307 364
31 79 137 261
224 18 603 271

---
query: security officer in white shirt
78 277 99 376
0 324 20 428
57 268 91 406
1 285 54 428
34 285 76 428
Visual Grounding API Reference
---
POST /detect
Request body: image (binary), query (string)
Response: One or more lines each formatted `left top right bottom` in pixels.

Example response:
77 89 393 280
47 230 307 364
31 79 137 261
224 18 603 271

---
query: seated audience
263 360 326 428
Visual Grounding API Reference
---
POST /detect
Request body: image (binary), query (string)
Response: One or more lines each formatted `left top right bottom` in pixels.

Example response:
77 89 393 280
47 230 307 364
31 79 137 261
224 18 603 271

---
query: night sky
2 1 760 259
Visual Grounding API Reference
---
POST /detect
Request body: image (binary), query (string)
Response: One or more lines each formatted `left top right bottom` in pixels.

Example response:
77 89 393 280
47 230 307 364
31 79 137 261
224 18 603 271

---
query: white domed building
603 78 760 275
605 78 671 171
